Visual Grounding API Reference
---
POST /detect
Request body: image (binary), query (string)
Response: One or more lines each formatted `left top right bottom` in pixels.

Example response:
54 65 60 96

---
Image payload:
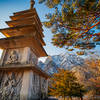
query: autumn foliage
49 69 86 100
85 58 100 99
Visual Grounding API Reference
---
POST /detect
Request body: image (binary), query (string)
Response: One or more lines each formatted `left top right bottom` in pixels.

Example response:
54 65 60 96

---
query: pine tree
39 0 100 53
49 69 86 100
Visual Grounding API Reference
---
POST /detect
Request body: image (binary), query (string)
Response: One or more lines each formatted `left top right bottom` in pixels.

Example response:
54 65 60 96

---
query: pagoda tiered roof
0 7 47 57
13 9 42 26
6 9 44 37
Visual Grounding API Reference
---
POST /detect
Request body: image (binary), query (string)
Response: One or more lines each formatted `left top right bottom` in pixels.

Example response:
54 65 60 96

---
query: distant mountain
38 61 45 69
38 53 84 74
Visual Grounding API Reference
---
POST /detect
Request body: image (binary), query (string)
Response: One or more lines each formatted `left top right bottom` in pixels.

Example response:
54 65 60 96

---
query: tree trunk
70 97 72 100
80 96 83 100
64 96 65 100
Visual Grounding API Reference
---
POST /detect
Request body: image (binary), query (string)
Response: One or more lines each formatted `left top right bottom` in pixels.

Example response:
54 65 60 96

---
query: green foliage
49 69 87 99
39 0 100 52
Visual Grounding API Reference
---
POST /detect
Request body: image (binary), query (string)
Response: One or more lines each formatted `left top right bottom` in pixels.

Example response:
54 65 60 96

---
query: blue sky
0 0 100 61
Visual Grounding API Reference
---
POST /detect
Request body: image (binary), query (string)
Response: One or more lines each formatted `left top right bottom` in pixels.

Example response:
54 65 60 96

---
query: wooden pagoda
0 0 49 100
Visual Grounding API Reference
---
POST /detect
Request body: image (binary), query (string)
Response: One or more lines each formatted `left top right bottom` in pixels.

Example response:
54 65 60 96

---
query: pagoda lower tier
0 46 49 100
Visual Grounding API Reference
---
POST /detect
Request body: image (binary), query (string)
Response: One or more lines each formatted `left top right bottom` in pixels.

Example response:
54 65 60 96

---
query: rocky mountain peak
38 52 84 74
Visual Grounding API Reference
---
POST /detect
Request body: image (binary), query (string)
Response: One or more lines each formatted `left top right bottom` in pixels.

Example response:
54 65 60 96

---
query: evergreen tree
49 69 86 100
85 58 100 99
39 0 100 53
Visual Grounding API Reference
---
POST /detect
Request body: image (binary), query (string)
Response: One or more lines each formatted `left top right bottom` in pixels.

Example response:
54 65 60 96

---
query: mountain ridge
38 53 85 74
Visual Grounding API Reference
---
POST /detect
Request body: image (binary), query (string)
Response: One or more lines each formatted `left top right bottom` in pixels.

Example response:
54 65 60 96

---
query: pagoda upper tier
1 9 44 38
0 8 47 57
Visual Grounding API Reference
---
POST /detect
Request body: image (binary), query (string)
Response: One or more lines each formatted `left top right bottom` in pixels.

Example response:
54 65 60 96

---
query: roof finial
30 0 35 9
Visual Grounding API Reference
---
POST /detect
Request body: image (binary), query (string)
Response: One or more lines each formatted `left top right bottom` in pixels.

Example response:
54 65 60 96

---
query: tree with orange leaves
84 58 100 99
49 69 86 100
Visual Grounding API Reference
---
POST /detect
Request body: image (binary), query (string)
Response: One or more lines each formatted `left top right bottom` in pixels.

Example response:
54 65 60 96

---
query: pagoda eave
13 9 35 16
13 9 42 26
0 26 45 46
0 35 47 57
6 20 44 38
0 24 44 38
0 24 33 31
10 9 42 25
6 17 36 27
6 17 44 37
0 64 49 79
10 12 35 20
